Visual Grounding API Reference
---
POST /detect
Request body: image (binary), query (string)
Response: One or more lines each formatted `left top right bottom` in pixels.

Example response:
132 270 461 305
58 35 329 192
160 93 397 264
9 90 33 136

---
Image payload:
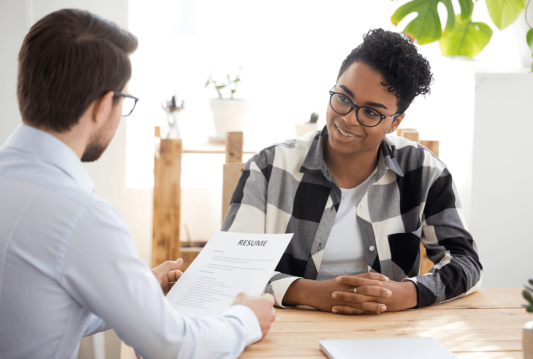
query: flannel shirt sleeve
403 168 483 308
221 149 302 308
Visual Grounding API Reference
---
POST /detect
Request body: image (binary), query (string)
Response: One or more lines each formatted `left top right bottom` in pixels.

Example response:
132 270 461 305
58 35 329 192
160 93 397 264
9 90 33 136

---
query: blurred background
1 0 532 358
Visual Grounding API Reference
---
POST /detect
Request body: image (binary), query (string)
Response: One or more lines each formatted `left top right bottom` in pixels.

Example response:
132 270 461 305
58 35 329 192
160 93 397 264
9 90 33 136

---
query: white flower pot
295 122 319 138
209 99 250 142
513 7 533 69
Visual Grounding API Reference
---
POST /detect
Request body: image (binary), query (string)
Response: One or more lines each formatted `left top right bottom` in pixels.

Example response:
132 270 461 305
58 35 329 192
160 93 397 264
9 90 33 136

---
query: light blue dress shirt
0 125 261 359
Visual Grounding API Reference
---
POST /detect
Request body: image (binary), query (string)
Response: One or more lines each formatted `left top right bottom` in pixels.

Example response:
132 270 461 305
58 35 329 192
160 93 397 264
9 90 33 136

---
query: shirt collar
4 125 95 193
300 125 404 181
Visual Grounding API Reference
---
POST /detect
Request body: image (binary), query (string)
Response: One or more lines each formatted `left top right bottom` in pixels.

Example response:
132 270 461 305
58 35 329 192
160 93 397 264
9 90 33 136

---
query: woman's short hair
17 9 138 133
338 29 433 115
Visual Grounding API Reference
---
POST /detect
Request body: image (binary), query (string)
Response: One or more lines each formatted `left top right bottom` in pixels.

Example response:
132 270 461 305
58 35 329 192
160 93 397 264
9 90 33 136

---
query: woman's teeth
335 124 355 137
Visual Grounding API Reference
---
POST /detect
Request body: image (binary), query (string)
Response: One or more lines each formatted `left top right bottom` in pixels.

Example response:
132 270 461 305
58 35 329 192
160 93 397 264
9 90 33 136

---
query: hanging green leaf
439 16 493 58
204 79 210 88
525 289 533 304
486 0 526 30
458 0 474 21
391 0 455 44
527 28 533 56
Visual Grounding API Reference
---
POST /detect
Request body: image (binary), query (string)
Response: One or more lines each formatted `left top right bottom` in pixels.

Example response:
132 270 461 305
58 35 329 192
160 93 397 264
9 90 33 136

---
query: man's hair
337 29 433 115
17 9 138 133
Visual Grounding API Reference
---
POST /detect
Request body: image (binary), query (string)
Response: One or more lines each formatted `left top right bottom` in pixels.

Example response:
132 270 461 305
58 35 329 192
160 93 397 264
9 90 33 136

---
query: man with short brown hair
0 9 275 358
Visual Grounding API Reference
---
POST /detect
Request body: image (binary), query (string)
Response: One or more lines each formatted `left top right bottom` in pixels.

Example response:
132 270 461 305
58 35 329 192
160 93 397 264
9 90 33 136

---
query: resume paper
166 231 293 316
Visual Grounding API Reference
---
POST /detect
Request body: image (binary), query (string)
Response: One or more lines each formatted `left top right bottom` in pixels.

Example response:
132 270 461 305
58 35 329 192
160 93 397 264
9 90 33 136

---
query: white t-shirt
317 181 369 281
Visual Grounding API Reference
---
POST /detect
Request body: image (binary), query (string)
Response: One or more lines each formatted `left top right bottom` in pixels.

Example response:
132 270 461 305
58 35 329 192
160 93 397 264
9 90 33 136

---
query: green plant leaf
529 279 533 286
391 0 455 44
204 79 210 88
458 0 474 20
231 89 236 94
234 78 241 82
486 0 526 30
527 28 533 56
439 16 493 58
525 290 533 304
528 306 533 312
216 85 226 89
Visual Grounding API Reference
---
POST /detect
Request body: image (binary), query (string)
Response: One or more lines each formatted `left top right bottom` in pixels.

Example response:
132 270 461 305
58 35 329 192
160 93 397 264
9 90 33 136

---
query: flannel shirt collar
299 125 404 182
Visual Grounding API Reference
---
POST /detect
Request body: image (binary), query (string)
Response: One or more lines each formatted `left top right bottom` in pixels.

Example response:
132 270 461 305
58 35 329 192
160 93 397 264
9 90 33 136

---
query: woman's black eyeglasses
113 91 139 117
329 88 398 128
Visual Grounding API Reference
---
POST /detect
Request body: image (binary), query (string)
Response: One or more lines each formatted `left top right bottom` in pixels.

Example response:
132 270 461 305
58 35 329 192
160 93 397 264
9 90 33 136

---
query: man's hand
332 277 418 313
151 258 184 295
283 273 390 314
231 293 276 340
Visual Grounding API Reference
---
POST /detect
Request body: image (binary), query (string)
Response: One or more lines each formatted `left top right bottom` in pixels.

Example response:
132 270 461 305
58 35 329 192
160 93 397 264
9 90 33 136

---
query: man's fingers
261 293 275 305
167 270 183 283
331 306 366 315
154 258 183 274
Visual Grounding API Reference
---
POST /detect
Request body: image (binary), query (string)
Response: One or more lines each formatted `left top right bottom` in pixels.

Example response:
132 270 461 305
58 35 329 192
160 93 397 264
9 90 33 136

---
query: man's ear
389 113 406 133
91 91 115 125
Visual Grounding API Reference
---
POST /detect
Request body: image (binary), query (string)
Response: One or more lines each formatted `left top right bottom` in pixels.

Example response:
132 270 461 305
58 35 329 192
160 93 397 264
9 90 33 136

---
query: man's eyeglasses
113 91 139 117
329 88 398 128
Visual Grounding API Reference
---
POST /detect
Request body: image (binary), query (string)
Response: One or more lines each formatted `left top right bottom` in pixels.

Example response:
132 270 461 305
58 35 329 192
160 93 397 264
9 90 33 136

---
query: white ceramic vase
294 122 319 138
513 6 533 69
209 98 250 142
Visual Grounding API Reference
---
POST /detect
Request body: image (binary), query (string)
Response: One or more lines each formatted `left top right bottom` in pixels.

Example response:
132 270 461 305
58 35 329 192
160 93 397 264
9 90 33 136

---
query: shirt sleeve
60 199 261 359
403 168 483 308
222 150 301 308
82 314 109 337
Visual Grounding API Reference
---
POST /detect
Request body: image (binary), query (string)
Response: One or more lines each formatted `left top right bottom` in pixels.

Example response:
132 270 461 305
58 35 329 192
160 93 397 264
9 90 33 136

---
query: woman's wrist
282 278 315 306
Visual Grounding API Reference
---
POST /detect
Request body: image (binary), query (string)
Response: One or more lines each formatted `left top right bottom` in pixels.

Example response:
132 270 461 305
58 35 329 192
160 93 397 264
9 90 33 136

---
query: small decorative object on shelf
524 278 533 358
161 94 185 139
205 67 249 143
295 112 320 138
525 279 533 312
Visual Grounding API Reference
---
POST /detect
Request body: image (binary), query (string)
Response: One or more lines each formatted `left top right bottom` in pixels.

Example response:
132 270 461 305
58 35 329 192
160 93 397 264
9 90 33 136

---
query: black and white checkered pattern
222 126 483 308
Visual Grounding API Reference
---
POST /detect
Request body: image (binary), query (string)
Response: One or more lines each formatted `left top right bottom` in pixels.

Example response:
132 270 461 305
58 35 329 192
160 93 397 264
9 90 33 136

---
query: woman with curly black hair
222 29 483 314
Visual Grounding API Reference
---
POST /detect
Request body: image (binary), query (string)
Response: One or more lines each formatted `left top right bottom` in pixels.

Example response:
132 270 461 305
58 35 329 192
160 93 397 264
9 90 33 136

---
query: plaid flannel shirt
222 127 483 308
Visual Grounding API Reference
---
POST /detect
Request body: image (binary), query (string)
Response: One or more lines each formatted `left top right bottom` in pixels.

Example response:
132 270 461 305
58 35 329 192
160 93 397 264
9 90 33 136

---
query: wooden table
241 288 530 359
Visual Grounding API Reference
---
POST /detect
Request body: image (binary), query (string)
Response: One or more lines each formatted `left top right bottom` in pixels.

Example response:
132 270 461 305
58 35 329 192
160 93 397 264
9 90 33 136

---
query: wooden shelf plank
182 141 258 154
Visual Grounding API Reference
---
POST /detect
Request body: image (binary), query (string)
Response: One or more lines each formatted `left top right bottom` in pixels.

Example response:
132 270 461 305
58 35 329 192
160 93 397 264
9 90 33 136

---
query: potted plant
524 279 533 357
204 67 250 142
391 0 533 69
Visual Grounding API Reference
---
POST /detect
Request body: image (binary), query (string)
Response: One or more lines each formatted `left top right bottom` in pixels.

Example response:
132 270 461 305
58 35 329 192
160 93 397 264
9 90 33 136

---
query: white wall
471 72 533 287
0 0 26 145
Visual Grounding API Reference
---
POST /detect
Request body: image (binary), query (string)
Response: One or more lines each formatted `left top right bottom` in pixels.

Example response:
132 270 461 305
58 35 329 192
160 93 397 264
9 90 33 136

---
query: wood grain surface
240 287 530 358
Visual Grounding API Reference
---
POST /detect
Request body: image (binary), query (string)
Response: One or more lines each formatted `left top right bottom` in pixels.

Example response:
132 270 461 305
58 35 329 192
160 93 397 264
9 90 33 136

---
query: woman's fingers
332 291 374 303
332 306 366 315
347 285 392 298
336 276 386 288
332 301 387 315
356 272 389 282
